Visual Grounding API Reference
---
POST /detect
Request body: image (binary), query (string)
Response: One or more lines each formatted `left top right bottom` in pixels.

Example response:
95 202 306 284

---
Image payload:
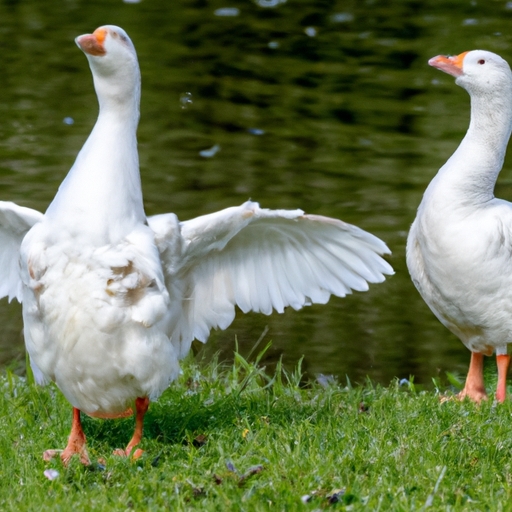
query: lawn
0 346 511 511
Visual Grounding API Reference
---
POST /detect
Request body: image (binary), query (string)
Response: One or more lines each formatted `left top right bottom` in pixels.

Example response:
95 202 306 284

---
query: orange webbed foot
43 447 91 466
439 389 488 404
441 352 487 404
113 397 149 461
113 447 144 459
44 408 91 466
456 387 488 403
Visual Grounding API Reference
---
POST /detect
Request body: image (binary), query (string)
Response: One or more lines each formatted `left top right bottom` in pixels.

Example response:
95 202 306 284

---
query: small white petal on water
331 12 354 23
214 7 240 17
256 0 286 7
180 92 193 109
199 144 221 158
247 128 265 135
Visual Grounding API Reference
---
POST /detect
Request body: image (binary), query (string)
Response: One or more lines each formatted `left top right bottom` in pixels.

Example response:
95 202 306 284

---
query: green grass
0 348 511 511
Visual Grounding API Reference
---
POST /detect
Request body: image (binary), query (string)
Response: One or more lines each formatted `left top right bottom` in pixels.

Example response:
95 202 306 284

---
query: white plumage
0 202 44 301
0 25 393 464
407 50 512 403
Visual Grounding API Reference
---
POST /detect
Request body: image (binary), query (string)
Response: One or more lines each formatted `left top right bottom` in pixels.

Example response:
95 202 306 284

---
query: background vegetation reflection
1 0 512 385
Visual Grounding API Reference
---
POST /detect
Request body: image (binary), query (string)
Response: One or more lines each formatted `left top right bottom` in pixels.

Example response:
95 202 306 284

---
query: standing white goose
0 26 393 465
407 50 512 403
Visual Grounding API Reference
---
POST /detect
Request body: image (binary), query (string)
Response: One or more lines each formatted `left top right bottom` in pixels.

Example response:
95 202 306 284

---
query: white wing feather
149 201 393 356
0 201 44 302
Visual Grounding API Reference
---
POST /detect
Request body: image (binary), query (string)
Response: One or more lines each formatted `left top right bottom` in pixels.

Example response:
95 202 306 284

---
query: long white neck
427 87 512 206
45 74 145 245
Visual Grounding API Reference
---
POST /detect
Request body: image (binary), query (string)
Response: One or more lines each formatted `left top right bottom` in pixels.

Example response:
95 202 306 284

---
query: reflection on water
1 0 512 384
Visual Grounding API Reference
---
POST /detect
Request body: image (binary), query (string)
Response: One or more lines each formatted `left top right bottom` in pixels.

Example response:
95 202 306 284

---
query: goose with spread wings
0 26 393 465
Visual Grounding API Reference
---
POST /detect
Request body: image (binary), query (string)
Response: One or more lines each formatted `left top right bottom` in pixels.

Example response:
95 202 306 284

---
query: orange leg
113 397 149 459
457 352 487 403
496 354 510 403
43 407 90 466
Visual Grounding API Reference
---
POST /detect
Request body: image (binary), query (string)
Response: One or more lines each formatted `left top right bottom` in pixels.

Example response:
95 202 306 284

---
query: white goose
0 26 393 465
407 50 512 403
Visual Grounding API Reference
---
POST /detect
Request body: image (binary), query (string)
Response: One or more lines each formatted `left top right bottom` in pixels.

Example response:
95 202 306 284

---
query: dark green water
1 0 512 384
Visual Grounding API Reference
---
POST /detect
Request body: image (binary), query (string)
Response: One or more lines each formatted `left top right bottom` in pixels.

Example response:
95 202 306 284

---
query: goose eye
478 59 485 65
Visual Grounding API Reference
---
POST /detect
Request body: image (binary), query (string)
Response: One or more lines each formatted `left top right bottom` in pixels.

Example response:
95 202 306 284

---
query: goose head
75 25 140 114
428 50 512 98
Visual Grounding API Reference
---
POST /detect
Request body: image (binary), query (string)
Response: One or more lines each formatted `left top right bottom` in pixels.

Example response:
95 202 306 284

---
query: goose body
407 50 512 402
0 26 393 463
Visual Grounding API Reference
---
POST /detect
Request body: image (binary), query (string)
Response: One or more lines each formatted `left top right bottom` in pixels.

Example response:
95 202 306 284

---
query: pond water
1 0 512 385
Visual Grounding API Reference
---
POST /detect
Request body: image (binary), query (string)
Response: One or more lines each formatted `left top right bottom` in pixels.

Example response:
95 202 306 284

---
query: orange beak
76 27 107 57
428 51 468 77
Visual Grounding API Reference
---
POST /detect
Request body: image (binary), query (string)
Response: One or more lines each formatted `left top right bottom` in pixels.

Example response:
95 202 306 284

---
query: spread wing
149 201 393 357
0 201 44 302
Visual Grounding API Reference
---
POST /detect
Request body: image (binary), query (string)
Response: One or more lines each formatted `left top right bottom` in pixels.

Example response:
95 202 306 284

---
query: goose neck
435 90 512 204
